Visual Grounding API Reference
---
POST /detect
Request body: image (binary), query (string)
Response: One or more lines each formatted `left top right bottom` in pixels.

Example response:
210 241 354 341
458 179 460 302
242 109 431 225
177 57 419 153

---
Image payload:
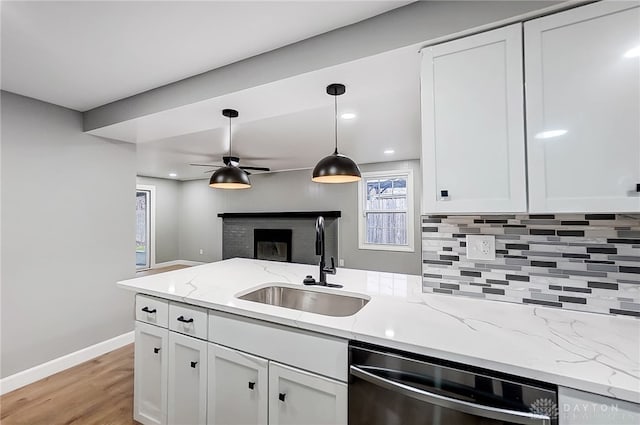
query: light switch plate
466 235 496 260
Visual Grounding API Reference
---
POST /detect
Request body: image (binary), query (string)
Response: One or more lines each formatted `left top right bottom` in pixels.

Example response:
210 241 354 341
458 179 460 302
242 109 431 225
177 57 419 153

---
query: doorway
136 184 156 270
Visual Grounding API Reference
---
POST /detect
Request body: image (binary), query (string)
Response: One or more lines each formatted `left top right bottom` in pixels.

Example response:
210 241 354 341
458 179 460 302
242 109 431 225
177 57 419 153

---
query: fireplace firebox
253 229 292 263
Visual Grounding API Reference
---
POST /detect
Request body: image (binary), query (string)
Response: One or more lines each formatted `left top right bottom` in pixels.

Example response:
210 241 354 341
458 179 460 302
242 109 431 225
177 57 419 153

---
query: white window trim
358 169 415 252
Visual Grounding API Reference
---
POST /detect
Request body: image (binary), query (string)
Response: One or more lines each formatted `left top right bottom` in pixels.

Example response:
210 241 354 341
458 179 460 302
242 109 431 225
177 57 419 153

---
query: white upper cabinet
525 2 640 213
421 23 527 214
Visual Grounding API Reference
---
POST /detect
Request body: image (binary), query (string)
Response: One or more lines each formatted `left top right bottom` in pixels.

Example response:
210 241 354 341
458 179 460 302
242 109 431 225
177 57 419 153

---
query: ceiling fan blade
190 163 222 167
202 169 217 174
240 166 271 172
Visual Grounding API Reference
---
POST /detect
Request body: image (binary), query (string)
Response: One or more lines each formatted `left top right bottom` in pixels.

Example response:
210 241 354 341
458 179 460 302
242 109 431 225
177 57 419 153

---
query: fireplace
254 229 292 262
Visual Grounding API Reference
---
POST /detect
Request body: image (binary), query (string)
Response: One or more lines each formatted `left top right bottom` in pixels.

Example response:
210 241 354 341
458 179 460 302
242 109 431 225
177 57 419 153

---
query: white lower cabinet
559 387 640 425
134 322 169 425
269 362 347 425
207 343 268 425
168 331 208 425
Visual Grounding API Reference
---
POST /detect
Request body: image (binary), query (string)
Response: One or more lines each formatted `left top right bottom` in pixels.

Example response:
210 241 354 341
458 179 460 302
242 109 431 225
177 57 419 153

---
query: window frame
357 169 415 252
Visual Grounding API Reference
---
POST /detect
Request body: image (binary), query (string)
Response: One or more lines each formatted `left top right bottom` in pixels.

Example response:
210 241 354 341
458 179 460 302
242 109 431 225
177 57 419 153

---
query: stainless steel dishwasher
349 342 558 425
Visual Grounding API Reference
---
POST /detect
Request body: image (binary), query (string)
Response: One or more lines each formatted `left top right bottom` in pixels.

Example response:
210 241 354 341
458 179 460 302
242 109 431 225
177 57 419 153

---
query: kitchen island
118 258 639 404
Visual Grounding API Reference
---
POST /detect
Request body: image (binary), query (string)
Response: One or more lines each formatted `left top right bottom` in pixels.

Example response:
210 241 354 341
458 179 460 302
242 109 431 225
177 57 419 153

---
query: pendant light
209 109 251 189
312 83 362 183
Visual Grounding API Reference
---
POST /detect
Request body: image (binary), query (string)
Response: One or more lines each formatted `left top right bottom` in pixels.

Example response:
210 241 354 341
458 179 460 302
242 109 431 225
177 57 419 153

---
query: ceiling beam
83 1 562 132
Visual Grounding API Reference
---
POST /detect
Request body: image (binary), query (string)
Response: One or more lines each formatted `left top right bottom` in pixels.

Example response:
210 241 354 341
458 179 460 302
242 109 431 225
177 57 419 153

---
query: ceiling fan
190 155 270 175
190 108 271 177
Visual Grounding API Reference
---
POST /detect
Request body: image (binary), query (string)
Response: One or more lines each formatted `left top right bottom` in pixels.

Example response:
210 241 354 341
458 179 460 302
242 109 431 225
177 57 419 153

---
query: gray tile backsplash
421 214 640 317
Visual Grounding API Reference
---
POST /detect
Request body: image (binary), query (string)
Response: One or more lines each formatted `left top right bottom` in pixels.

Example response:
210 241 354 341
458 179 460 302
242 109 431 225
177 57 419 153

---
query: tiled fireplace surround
221 213 339 267
421 214 640 317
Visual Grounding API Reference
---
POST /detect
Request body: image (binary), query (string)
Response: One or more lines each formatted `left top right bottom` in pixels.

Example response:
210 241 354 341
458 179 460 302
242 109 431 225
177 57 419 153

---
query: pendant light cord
228 115 232 157
334 94 338 155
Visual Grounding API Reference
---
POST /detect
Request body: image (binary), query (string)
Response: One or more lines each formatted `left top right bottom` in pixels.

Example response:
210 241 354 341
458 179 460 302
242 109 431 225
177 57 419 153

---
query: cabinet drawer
136 294 169 328
169 302 207 340
209 311 348 382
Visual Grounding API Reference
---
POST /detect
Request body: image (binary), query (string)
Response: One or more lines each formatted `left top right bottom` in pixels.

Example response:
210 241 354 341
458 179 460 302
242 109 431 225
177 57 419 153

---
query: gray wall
178 160 421 275
0 91 136 378
136 176 180 264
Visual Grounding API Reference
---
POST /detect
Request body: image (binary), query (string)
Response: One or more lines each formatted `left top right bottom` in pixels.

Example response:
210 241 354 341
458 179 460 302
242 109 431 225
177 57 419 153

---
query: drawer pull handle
190 361 198 368
141 306 156 314
248 382 256 390
177 316 194 324
153 347 160 354
279 393 286 402
636 183 640 193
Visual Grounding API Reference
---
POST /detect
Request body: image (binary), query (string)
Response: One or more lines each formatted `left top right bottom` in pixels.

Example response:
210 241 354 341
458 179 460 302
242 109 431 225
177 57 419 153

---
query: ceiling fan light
209 165 251 189
312 153 361 183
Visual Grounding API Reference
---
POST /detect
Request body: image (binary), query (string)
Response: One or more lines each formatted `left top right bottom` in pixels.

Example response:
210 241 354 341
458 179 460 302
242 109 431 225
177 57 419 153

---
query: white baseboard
0 331 134 396
153 259 206 268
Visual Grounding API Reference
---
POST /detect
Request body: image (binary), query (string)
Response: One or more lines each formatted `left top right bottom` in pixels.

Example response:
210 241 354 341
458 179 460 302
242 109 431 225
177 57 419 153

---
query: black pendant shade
312 153 362 183
209 164 251 189
209 109 251 189
312 83 361 184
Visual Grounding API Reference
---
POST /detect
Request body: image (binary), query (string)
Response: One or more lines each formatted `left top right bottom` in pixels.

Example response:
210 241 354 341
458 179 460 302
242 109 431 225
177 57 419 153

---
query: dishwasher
349 342 558 425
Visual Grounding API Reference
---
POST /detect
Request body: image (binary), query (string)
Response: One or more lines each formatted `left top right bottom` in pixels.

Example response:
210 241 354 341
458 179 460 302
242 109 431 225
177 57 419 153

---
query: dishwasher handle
350 365 551 425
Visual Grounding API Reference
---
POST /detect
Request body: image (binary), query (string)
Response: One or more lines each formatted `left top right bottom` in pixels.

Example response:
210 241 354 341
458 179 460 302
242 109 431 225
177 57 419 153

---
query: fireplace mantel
217 211 341 219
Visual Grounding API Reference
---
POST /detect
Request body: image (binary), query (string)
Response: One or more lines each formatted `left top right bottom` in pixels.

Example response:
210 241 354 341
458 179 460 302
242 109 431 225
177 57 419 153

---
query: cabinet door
269 362 347 425
134 322 168 425
559 387 640 425
167 332 207 425
525 2 640 213
207 344 268 425
421 23 526 213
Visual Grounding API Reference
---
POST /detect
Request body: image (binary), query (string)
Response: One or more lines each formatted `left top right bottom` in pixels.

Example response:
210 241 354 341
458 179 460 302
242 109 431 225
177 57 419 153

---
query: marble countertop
118 258 640 404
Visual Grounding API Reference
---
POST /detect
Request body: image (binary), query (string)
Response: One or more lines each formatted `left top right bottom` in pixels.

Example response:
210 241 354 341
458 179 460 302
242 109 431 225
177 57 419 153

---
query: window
358 169 414 252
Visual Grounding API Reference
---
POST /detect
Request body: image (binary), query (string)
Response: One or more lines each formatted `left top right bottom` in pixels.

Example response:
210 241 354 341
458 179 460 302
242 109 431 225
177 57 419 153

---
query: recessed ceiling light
341 112 356 120
384 149 395 154
169 173 177 177
534 129 567 139
623 46 640 58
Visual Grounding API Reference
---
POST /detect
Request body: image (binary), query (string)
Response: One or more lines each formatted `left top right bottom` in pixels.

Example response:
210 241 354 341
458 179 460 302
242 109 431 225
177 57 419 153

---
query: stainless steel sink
237 284 369 317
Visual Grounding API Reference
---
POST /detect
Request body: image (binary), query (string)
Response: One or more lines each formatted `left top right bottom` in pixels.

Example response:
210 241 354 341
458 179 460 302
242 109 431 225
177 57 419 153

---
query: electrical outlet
466 235 495 260
199 249 204 255
339 259 345 267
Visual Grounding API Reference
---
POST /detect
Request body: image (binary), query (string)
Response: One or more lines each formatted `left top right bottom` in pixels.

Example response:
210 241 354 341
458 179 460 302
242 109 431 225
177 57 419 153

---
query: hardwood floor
0 344 139 425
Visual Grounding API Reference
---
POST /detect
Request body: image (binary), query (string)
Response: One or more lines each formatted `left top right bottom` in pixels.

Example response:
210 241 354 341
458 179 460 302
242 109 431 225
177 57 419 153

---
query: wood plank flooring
1 344 138 425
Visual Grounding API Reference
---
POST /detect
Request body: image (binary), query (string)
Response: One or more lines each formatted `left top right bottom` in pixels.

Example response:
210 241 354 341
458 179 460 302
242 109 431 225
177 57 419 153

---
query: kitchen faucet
303 216 341 287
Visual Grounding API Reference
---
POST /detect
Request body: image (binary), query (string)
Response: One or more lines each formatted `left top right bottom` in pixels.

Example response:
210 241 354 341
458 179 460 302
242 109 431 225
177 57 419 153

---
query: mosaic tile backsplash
421 214 640 317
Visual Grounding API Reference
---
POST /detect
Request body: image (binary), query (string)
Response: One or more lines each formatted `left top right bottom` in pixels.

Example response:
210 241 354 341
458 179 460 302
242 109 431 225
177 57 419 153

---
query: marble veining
118 258 640 404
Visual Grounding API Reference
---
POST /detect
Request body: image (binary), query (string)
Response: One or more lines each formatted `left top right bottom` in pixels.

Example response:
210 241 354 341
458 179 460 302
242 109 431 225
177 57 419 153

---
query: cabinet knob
177 316 194 324
248 382 256 390
153 347 160 354
278 393 286 402
190 361 198 368
141 306 156 314
440 190 449 198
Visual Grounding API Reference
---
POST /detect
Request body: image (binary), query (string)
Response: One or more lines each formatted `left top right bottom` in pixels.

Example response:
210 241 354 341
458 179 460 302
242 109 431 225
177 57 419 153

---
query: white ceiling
1 0 412 111
90 46 422 180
